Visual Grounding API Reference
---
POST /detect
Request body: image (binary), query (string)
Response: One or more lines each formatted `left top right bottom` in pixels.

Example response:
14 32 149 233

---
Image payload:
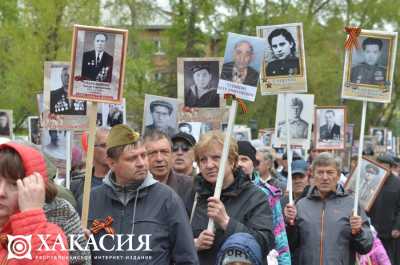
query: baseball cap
292 159 308 176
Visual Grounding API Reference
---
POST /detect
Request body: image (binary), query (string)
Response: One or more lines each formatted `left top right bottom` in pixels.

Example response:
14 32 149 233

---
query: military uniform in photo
266 55 300 76
277 118 308 139
81 50 113 83
185 87 219 108
221 62 259 87
50 88 86 115
350 63 386 85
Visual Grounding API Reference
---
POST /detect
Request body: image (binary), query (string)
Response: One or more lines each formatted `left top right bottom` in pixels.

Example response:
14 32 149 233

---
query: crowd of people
0 124 399 265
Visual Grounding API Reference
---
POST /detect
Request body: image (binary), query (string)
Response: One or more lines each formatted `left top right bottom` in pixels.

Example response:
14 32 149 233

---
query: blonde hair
194 131 238 168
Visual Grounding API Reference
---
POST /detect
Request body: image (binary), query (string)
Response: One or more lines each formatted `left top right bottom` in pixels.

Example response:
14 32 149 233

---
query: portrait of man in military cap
274 94 314 147
183 61 220 108
345 158 389 211
143 95 179 138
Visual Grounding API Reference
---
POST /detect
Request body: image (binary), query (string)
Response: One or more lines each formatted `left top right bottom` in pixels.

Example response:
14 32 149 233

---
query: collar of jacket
307 183 348 200
195 168 250 198
103 171 158 199
251 171 282 198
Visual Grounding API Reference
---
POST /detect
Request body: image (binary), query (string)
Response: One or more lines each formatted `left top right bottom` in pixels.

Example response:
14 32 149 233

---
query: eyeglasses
172 143 190 152
94 143 107 149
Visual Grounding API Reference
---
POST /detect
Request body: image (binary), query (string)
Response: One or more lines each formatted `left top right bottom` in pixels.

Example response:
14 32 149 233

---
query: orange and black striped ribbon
344 26 361 49
90 216 115 235
224 94 248 113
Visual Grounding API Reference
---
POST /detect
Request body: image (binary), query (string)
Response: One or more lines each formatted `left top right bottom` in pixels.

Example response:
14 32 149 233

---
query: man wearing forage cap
78 124 199 265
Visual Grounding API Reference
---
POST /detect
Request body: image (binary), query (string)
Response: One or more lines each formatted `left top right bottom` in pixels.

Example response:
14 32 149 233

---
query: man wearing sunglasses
172 132 197 177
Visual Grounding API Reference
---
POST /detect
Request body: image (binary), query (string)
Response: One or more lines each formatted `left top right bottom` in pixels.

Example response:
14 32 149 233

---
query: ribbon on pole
345 26 361 50
224 94 248 113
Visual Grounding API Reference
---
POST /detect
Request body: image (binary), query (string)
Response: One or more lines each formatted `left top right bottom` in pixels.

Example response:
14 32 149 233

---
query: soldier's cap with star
190 64 210 74
150 100 173 114
106 124 140 150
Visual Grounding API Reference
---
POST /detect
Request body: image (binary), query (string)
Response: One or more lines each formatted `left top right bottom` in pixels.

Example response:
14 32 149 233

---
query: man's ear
106 156 116 171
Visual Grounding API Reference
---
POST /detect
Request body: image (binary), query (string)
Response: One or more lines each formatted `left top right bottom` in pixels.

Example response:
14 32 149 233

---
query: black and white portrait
218 33 266 101
41 129 67 160
345 158 389 211
70 25 128 103
143 95 179 138
257 23 307 95
315 107 346 150
43 62 88 130
346 124 354 147
28 116 41 145
101 98 126 128
259 128 274 147
178 58 222 108
0 110 12 138
275 94 314 147
370 128 386 146
342 30 398 103
233 127 252 141
178 122 201 142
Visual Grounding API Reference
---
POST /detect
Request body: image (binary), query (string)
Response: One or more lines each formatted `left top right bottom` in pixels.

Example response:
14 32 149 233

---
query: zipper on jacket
320 201 326 265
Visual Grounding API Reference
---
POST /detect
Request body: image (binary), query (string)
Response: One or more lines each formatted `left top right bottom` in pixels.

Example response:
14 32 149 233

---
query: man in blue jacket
78 124 199 265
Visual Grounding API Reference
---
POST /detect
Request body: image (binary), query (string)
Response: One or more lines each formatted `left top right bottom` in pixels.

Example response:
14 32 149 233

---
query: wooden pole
81 102 97 228
353 100 367 215
207 100 238 232
284 93 294 204
65 131 72 190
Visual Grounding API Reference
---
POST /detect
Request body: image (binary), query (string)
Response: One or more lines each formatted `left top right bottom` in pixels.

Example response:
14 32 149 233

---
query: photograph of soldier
259 129 274 147
233 128 251 141
345 159 388 211
221 36 263 87
266 28 300 76
178 122 201 142
28 116 41 145
106 104 124 127
143 96 179 138
318 109 343 142
371 128 386 146
42 129 67 160
0 111 11 137
350 37 388 85
178 122 192 134
50 65 86 115
183 61 220 108
81 32 114 83
277 97 309 139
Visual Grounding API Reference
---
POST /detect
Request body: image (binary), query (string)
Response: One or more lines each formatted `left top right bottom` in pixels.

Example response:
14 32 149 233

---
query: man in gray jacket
284 152 373 265
78 124 199 265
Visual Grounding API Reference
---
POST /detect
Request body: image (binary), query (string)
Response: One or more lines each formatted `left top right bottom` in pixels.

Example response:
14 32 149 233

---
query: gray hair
312 152 341 173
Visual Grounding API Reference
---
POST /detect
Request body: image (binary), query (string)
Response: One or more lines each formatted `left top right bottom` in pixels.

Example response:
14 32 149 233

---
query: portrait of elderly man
221 40 260 86
277 97 308 139
350 38 387 85
0 112 10 136
359 164 381 204
50 66 86 115
185 64 219 108
144 100 177 137
81 32 113 82
319 110 341 141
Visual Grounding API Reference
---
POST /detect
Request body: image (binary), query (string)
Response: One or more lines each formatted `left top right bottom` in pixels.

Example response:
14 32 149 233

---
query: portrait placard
101 98 126 128
346 123 354 147
68 25 128 103
218 32 266 101
0 109 13 138
178 106 230 133
345 157 389 211
143 95 180 138
258 128 275 147
314 106 346 150
28 116 41 145
178 122 202 142
233 126 252 141
341 29 398 103
177 57 224 108
41 129 67 161
43 62 88 130
370 127 387 146
257 22 307 95
274 93 314 148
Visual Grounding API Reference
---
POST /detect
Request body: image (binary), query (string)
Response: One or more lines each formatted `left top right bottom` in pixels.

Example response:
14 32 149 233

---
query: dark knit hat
171 132 196 147
237 141 259 167
106 124 140 150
